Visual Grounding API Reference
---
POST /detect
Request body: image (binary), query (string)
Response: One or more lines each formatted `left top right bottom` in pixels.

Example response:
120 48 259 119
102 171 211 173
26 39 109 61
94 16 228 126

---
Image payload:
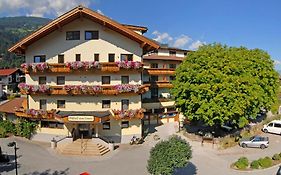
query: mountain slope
0 16 51 68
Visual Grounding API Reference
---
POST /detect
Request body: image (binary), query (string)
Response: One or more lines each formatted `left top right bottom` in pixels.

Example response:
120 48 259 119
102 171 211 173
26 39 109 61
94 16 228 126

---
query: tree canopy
172 44 279 128
147 135 192 175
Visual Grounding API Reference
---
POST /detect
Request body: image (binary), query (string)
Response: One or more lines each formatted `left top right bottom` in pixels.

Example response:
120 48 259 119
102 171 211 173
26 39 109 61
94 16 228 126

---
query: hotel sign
68 116 94 122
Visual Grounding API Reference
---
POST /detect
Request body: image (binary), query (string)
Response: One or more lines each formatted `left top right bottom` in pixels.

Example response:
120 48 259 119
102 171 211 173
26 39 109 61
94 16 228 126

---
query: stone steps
57 139 110 156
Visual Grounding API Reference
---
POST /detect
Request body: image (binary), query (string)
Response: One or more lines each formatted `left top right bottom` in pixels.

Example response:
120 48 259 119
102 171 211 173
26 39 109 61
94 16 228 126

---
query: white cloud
0 0 93 17
97 9 104 15
152 30 206 50
152 30 173 43
189 40 206 50
173 35 192 48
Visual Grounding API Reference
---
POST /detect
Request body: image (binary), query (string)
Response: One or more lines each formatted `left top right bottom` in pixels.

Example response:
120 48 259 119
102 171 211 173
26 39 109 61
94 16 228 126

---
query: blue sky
1 0 280 68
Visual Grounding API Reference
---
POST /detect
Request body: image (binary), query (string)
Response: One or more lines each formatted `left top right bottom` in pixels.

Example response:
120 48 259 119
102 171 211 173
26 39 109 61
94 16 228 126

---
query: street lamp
7 141 18 175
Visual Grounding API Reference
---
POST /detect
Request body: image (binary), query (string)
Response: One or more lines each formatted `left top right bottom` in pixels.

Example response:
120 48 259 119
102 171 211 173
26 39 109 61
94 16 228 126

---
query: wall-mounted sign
68 116 94 122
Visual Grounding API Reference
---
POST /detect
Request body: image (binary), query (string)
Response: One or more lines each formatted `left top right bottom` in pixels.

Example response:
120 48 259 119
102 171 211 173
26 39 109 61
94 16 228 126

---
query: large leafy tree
172 44 279 128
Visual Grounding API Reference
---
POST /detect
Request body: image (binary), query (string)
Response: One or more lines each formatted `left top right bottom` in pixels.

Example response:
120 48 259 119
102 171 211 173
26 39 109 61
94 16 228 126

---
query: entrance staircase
57 139 110 156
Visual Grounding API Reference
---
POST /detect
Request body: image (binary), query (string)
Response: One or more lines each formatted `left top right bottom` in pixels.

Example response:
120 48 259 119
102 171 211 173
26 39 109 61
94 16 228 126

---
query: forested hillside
0 16 50 68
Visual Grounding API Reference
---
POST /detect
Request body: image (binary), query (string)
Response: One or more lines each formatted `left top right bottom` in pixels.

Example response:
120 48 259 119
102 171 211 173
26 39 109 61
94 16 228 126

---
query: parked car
239 135 269 149
263 120 281 135
277 166 281 175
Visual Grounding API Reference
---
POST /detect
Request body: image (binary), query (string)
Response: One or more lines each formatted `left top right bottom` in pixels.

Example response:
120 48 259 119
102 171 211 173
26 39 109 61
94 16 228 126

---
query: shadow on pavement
0 154 20 174
23 168 70 175
174 162 197 175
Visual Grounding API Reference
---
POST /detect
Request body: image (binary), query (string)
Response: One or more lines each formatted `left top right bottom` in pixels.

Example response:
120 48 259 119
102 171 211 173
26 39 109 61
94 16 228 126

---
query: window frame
120 54 133 61
66 31 80 40
39 99 47 110
121 121 129 129
94 54 99 61
169 51 176 56
58 54 64 63
169 64 176 69
34 55 46 63
121 76 129 84
121 99 129 110
102 76 110 85
102 122 111 130
57 76 65 85
76 54 81 61
108 54 115 62
102 100 111 108
39 76 47 85
57 100 65 109
151 63 158 68
85 31 99 40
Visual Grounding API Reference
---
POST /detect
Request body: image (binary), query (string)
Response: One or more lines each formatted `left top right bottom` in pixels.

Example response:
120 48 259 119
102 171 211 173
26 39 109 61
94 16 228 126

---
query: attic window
85 31 99 40
66 31 80 40
34 55 46 63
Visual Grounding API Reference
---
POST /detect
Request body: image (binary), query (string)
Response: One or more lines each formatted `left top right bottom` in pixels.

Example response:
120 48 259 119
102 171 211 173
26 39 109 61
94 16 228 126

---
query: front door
78 124 90 138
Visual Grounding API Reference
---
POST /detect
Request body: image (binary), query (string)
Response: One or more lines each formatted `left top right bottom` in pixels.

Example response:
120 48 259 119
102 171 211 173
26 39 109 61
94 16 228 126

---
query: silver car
239 136 269 149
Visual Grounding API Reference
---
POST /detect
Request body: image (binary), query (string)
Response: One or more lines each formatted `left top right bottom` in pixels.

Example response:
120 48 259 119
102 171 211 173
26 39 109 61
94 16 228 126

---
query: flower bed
112 109 144 120
231 153 281 171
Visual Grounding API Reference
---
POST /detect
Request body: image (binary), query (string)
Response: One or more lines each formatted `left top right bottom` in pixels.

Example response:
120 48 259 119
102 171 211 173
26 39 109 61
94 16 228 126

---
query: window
94 54 99 61
169 51 176 56
41 121 64 129
121 121 129 129
58 54 64 63
103 122 110 130
151 88 158 98
66 31 80 40
108 54 115 62
268 123 273 127
102 100 111 108
170 76 176 81
151 63 158 68
169 64 176 69
274 123 281 128
39 99 47 110
121 99 129 110
121 76 129 84
0 77 2 82
34 55 46 63
76 54 81 61
57 100 65 109
85 31 99 40
57 76 65 85
184 52 187 56
151 76 158 82
8 76 12 83
102 76 110 84
120 54 133 61
39 76 46 85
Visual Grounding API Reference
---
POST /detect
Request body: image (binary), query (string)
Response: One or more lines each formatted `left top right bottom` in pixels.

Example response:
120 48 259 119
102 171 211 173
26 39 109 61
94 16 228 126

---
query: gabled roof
0 68 18 76
8 5 159 54
0 98 26 114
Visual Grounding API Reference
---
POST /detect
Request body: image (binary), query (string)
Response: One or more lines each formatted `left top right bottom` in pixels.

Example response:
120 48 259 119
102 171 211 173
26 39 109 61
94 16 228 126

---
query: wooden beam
140 42 146 48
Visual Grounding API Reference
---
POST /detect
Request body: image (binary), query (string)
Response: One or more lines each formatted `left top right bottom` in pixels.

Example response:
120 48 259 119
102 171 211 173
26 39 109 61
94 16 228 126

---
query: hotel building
7 6 188 143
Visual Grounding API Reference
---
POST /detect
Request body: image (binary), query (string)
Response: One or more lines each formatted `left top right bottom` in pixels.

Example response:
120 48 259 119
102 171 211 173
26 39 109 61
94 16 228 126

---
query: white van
263 120 281 135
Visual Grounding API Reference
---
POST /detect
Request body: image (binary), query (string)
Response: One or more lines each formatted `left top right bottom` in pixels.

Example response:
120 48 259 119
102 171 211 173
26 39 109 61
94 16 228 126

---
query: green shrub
0 126 7 138
147 135 192 175
234 157 249 169
15 119 37 139
250 160 260 169
272 154 281 160
0 120 15 134
259 157 272 168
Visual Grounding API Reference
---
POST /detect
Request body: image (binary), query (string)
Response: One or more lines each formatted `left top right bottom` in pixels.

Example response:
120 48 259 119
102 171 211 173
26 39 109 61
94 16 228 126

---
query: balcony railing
142 97 174 103
18 83 149 96
15 108 56 119
144 68 175 75
112 109 144 120
143 81 173 88
21 61 143 73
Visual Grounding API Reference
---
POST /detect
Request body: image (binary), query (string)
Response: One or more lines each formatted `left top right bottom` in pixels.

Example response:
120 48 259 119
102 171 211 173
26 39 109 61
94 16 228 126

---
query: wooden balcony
23 62 143 74
20 85 149 96
112 109 144 120
144 81 173 88
144 68 175 75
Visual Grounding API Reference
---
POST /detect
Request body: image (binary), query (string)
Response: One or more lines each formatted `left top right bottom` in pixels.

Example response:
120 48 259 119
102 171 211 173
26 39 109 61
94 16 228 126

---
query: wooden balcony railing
112 109 144 120
19 84 149 96
15 109 56 119
144 81 173 88
144 68 175 75
22 62 143 74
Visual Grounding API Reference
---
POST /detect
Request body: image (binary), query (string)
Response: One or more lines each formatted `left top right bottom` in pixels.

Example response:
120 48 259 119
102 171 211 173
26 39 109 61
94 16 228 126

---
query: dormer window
34 55 46 63
66 31 80 40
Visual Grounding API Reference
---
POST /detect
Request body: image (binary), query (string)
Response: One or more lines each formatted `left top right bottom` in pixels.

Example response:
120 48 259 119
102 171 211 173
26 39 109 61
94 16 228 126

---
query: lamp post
8 141 18 175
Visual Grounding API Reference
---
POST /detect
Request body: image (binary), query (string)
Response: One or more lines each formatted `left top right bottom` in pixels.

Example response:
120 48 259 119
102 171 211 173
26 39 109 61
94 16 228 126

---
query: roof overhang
8 6 159 55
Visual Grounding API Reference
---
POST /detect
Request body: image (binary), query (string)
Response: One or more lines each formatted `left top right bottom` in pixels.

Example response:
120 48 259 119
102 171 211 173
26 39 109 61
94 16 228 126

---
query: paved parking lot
0 126 281 175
